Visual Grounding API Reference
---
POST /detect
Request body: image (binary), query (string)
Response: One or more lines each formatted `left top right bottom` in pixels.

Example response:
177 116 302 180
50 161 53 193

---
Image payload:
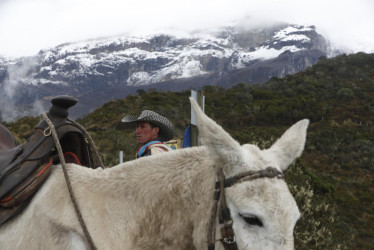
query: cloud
0 56 42 121
0 0 373 57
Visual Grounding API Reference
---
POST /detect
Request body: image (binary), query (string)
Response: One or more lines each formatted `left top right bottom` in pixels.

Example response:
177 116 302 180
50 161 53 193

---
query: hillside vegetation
4 52 374 249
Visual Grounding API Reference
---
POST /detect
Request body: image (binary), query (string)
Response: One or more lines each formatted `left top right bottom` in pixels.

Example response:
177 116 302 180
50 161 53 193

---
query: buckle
222 235 236 244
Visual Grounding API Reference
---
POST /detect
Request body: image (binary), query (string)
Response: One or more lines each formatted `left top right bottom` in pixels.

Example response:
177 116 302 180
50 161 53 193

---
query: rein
207 166 284 250
43 113 103 250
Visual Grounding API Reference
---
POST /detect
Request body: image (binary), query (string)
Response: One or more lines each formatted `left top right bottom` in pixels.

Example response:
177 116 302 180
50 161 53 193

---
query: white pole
191 90 198 125
119 151 123 164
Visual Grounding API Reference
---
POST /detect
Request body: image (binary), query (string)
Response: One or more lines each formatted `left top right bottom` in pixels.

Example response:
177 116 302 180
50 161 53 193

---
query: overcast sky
0 0 373 58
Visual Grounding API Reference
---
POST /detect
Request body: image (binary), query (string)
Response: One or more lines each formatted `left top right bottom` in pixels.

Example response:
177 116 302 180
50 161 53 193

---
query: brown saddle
0 95 97 225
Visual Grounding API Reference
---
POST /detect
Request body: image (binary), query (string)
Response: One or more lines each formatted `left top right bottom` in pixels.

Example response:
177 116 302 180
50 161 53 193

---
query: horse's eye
240 214 263 227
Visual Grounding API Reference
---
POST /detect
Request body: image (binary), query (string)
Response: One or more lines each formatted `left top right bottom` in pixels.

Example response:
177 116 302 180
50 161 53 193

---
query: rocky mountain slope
0 24 329 121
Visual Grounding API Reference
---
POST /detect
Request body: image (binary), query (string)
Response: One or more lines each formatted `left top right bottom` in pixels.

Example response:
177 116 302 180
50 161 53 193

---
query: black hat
121 110 174 141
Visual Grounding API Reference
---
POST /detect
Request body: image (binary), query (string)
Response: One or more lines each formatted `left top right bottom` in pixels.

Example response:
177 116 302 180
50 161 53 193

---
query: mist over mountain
0 23 331 121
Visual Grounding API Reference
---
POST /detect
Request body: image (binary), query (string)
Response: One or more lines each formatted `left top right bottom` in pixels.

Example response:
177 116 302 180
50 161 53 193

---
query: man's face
136 121 159 144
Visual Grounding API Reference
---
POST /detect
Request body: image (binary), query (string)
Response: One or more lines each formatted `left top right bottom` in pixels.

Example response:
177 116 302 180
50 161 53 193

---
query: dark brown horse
0 124 17 151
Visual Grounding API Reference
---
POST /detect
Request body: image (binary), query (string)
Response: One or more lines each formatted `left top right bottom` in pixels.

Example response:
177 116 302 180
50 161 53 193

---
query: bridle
207 166 285 250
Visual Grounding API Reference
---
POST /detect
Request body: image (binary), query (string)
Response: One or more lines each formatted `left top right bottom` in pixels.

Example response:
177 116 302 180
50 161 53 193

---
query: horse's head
190 97 308 249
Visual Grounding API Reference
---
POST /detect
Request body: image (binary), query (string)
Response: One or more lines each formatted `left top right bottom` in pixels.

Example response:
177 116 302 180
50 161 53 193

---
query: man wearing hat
122 110 174 158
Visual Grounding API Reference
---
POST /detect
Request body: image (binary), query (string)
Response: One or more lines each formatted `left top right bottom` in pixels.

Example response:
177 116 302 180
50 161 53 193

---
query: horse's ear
190 97 243 168
266 119 309 171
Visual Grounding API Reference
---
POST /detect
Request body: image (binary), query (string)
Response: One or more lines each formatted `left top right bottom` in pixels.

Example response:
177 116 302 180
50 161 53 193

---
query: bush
337 88 355 100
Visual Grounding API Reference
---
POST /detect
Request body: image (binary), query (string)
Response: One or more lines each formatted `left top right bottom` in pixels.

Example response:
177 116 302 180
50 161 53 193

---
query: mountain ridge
0 23 329 121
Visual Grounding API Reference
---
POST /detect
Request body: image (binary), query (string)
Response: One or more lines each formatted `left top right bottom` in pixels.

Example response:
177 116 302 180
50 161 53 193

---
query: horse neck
100 147 216 227
55 147 216 219
105 147 215 200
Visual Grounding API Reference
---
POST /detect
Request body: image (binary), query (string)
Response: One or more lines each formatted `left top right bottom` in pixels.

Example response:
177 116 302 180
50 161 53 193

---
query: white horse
0 98 309 250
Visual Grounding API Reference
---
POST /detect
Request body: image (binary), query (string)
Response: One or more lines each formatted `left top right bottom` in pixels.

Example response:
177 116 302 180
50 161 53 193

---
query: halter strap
217 168 238 250
219 167 285 189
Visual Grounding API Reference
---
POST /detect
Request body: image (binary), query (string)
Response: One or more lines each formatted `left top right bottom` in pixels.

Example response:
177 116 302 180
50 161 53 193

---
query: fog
0 0 373 57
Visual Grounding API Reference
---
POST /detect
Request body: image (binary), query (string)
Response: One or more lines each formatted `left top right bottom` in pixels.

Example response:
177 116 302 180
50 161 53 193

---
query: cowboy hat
121 110 174 141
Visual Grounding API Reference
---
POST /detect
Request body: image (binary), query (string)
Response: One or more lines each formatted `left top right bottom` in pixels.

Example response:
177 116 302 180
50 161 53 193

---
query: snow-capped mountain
0 24 328 121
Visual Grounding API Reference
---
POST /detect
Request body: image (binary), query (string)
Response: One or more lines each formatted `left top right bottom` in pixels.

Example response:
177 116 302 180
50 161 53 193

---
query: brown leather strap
217 168 238 250
207 173 220 250
223 167 284 188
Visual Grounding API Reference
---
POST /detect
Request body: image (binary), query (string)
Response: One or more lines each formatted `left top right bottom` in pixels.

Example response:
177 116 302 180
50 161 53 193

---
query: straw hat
121 110 174 141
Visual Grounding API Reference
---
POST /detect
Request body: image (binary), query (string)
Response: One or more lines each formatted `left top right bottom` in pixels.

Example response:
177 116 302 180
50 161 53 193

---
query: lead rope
42 113 97 250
